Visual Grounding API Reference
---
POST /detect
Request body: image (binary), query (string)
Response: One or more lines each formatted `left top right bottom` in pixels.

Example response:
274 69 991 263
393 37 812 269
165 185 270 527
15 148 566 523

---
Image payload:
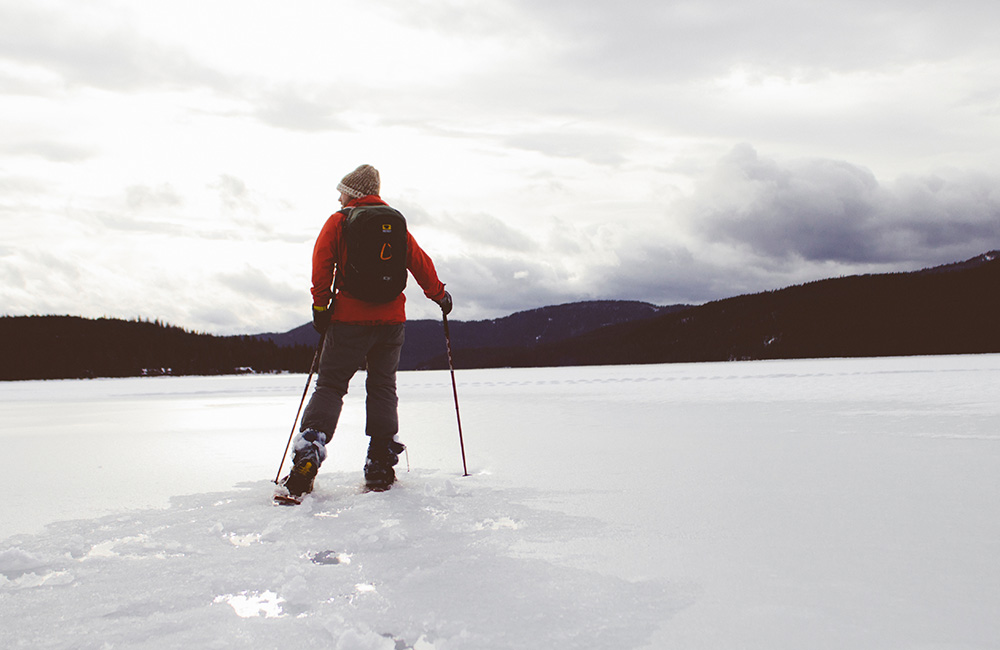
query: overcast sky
2 0 999 334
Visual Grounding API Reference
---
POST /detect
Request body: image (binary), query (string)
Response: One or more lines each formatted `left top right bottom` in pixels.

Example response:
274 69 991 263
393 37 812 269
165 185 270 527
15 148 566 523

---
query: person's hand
312 304 331 333
436 291 453 316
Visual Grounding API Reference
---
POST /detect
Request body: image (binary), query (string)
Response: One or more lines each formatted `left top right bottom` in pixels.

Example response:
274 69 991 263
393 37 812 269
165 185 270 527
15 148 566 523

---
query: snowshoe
273 492 303 506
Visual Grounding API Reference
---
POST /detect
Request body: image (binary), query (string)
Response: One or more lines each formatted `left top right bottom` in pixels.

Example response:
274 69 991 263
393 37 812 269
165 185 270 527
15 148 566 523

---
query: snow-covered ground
2 355 999 649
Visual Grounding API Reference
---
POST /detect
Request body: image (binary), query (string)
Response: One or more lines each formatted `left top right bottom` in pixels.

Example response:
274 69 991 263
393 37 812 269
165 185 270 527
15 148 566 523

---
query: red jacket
311 195 446 324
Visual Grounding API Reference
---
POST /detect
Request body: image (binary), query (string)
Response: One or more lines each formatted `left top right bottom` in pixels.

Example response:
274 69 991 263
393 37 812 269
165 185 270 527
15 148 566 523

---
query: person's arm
311 213 344 308
406 232 446 302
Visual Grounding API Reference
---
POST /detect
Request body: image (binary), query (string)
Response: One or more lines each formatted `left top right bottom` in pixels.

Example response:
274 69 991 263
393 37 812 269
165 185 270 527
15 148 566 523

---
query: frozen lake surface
2 355 999 648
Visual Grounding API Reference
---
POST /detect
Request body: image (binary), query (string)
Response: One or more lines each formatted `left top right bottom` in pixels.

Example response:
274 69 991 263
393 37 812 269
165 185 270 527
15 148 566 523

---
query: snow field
0 473 675 649
2 355 999 648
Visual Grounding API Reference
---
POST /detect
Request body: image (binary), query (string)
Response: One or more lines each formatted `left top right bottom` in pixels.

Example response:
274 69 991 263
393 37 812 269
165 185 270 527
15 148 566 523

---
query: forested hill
426 251 1000 369
0 301 675 380
0 317 315 380
2 251 998 380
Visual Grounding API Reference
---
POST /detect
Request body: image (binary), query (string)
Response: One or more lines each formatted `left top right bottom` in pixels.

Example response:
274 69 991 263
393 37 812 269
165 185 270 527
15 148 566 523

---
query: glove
312 304 331 333
435 291 453 317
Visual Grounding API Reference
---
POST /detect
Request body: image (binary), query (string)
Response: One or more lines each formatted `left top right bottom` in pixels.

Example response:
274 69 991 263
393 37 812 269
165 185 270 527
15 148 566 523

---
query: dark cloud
589 243 730 306
688 144 1000 266
436 144 1000 315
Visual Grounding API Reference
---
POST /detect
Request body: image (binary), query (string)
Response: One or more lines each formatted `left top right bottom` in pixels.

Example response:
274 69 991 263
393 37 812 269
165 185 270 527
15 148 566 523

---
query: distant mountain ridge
429 250 1000 369
3 251 998 380
257 300 689 370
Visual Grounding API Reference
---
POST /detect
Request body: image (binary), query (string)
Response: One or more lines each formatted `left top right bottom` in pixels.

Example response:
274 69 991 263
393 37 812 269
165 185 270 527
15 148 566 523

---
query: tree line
0 316 315 380
418 252 1000 368
3 251 998 380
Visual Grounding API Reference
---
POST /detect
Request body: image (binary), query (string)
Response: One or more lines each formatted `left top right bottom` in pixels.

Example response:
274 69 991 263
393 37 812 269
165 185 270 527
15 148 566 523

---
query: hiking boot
282 452 319 497
364 436 405 491
364 457 395 491
280 429 329 497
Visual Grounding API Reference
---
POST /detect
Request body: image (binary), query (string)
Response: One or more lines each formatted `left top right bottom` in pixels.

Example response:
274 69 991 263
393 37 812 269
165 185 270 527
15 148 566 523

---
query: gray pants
300 322 406 450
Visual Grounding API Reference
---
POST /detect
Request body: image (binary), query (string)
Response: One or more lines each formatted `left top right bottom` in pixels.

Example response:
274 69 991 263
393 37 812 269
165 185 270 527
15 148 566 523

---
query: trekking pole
273 332 325 484
442 312 469 477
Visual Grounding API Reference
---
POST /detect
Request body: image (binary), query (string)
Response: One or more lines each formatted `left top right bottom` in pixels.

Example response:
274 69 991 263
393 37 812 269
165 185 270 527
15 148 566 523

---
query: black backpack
338 205 408 303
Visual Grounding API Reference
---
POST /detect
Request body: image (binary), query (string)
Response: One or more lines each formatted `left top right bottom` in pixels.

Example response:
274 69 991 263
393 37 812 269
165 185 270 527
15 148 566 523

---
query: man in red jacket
282 164 452 495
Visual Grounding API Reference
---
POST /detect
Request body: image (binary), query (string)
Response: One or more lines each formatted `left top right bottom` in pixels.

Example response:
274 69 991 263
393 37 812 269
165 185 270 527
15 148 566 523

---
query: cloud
588 242 728 305
1 0 998 333
251 86 352 133
0 174 46 196
433 252 581 317
92 212 187 237
435 144 1000 314
216 265 299 306
204 265 309 333
4 141 95 163
0 246 93 316
502 130 631 166
427 211 538 252
211 174 258 213
382 0 1000 169
687 144 1000 266
508 0 1000 82
125 184 184 211
203 175 310 244
0 2 230 93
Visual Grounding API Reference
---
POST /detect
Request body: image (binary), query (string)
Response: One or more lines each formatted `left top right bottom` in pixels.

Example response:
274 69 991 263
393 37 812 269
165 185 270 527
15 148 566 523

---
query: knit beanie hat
337 164 380 198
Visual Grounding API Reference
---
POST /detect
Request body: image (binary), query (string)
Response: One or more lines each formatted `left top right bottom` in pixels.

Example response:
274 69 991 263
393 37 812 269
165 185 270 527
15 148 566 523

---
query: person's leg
363 323 406 488
364 323 405 441
300 323 372 439
285 324 371 495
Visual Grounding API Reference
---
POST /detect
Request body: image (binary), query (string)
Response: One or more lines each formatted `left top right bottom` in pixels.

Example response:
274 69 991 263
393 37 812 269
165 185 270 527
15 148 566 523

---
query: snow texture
2 355 1000 649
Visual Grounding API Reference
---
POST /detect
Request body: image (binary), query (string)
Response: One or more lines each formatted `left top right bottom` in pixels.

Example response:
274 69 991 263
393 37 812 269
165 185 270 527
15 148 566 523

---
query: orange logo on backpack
380 243 392 260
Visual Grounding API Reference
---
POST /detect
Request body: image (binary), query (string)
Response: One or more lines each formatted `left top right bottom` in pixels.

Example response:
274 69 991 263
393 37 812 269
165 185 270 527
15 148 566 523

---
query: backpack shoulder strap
333 207 352 293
